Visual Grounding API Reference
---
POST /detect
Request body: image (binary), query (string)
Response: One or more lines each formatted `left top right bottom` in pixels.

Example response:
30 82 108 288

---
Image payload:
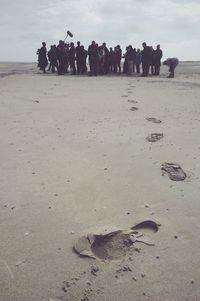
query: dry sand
0 62 200 301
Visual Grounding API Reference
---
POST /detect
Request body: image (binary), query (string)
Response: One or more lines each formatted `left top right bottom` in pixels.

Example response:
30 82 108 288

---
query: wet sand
0 62 200 301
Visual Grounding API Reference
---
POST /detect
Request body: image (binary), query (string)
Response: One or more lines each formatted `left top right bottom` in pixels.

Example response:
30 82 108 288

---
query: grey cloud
0 0 199 61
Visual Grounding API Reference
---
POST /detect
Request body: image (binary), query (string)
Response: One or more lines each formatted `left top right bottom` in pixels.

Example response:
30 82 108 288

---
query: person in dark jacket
38 42 48 73
163 58 179 78
154 44 163 75
132 48 137 73
136 49 142 74
115 45 122 73
126 45 135 75
69 42 76 74
47 45 58 73
108 47 115 73
150 46 155 75
76 41 82 74
88 41 99 76
102 43 109 74
56 40 66 75
141 42 152 76
80 45 88 74
123 46 129 74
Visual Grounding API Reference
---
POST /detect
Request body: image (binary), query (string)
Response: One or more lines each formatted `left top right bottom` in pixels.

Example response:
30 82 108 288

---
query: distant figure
123 46 129 74
108 47 115 73
38 42 48 73
56 40 66 75
163 58 179 78
154 45 163 75
136 49 142 74
76 41 82 74
69 42 76 74
141 42 152 76
88 41 99 76
114 45 122 73
80 45 88 74
99 43 109 74
47 45 58 73
150 46 155 75
63 43 70 73
132 48 137 73
126 45 135 75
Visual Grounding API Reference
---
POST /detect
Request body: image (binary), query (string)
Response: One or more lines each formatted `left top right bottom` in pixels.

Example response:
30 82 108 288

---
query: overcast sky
0 0 200 62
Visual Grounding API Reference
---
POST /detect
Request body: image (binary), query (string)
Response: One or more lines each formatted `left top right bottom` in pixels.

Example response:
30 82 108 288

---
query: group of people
37 40 179 78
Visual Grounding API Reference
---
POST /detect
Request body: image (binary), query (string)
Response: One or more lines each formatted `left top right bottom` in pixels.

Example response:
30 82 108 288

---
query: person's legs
127 60 133 75
118 61 121 73
48 63 52 71
168 65 175 78
89 57 93 75
167 65 174 78
142 62 148 76
136 63 140 74
70 59 76 74
77 59 82 74
155 64 159 75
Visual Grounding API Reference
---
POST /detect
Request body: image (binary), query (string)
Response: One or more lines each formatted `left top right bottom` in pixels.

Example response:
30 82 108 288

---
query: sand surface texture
0 62 200 301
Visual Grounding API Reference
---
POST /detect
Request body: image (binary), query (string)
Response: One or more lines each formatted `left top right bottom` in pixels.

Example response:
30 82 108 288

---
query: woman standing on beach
38 42 48 73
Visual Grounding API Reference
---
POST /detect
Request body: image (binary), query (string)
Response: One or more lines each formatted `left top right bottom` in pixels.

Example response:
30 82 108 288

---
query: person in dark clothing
97 45 103 74
154 44 163 75
115 45 122 73
150 46 155 75
88 41 99 76
38 42 48 73
76 41 82 74
63 44 70 73
56 40 66 75
101 43 109 74
69 42 76 74
80 45 88 74
47 46 53 71
141 42 152 76
163 58 179 78
136 49 142 74
36 49 41 69
132 48 137 73
108 47 115 73
126 45 135 75
48 45 58 73
123 47 129 74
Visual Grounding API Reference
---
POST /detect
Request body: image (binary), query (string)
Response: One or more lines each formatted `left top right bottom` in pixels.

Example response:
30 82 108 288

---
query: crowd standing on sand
37 41 179 78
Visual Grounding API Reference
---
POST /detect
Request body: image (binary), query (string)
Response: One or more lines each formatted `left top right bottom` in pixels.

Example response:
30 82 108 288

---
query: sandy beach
0 62 200 301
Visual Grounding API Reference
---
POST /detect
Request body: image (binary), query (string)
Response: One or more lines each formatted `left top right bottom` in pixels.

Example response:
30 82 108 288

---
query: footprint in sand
146 117 162 124
121 95 128 98
128 100 138 104
146 133 163 142
161 163 187 181
130 107 139 111
74 220 159 260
